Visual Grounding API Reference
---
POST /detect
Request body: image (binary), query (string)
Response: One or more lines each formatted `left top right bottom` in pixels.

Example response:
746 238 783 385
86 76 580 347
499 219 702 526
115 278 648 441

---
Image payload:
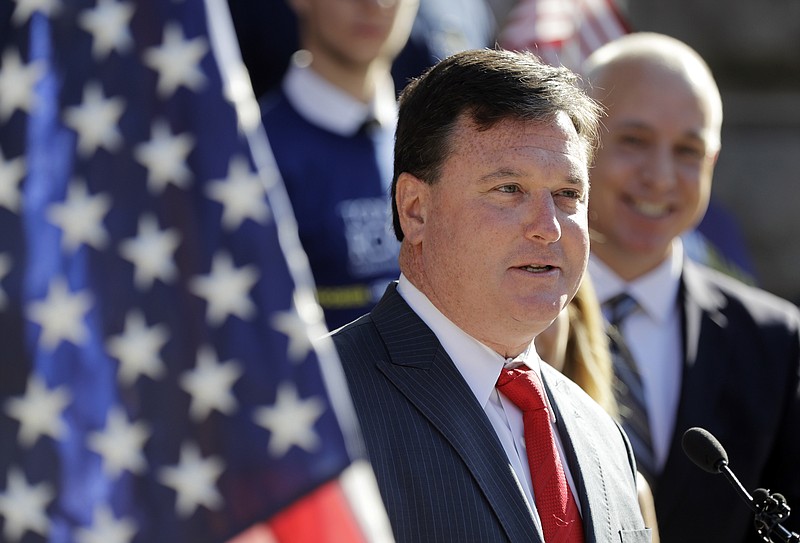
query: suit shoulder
331 312 377 342
688 261 800 325
330 314 387 362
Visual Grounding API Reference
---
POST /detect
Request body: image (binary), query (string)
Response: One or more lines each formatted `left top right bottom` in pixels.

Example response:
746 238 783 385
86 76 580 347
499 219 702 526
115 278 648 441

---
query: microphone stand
717 462 800 543
683 428 800 543
752 488 800 543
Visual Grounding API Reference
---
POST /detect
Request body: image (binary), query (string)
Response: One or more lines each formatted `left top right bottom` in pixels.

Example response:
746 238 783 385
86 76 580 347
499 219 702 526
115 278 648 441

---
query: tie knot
496 368 547 413
604 292 639 328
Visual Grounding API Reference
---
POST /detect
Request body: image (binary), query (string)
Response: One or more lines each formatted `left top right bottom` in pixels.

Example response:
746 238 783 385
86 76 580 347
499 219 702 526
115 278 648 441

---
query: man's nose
641 144 678 191
523 192 561 243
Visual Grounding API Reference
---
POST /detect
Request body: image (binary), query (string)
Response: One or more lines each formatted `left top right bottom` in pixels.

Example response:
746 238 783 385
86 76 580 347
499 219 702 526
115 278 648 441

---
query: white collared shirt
588 240 684 470
282 53 398 137
397 275 581 528
282 54 398 194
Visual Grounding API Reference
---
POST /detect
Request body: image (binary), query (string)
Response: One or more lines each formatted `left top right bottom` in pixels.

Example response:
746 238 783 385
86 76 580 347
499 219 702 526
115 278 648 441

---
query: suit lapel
371 285 541 543
681 259 726 372
656 260 728 515
544 372 610 543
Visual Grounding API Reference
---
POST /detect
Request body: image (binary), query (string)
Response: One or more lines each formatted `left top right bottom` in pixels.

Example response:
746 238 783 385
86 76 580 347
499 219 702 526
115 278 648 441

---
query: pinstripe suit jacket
332 283 650 542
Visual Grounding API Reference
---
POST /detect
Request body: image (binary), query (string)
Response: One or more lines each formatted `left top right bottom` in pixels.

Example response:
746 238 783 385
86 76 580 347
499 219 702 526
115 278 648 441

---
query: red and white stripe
499 0 630 73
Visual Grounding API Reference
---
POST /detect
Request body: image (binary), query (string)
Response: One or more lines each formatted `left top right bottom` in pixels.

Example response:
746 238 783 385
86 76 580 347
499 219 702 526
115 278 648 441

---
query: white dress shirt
397 274 582 529
588 240 685 470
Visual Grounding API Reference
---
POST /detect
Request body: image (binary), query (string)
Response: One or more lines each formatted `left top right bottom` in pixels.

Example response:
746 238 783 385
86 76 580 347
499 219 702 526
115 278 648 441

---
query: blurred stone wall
621 0 800 303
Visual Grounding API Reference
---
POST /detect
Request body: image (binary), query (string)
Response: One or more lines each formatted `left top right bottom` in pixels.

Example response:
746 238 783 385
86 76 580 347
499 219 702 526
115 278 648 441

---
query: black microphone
682 427 757 511
682 427 800 543
681 426 729 474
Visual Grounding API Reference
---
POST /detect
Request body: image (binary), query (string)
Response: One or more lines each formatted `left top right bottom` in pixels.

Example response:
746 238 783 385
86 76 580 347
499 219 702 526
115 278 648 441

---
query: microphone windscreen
682 427 728 474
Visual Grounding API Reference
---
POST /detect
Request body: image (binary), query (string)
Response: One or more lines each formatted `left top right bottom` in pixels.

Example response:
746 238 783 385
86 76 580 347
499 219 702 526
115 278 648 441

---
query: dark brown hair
392 48 602 240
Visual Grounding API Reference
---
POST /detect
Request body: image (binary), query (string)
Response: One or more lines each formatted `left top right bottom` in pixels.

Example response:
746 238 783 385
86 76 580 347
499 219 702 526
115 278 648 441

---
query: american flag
0 0 392 542
498 0 630 73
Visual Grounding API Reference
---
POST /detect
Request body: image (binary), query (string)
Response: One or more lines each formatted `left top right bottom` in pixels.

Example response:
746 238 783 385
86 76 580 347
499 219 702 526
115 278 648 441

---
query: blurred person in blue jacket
259 0 418 329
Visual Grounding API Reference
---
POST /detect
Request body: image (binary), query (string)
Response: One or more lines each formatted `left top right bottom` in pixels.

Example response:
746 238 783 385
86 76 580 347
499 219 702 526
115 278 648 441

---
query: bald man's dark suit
646 260 800 543
332 283 650 542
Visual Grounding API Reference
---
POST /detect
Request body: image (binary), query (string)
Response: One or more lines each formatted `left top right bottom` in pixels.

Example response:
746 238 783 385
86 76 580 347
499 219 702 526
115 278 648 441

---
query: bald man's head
581 33 723 279
584 32 722 152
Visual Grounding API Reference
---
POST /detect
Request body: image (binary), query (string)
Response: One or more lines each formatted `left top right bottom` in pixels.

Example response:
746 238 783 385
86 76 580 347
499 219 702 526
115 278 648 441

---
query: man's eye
497 185 520 194
558 189 582 200
676 145 705 161
619 134 646 147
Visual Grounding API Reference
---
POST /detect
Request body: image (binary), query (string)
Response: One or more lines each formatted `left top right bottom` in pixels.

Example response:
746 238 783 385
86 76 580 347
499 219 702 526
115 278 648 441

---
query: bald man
583 33 800 543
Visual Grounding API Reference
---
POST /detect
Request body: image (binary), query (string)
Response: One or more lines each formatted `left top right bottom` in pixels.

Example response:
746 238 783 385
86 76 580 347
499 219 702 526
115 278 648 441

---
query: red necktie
497 367 584 543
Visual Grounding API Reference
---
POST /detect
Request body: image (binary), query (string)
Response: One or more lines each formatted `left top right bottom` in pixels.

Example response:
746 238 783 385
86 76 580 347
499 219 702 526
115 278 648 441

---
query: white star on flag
0 48 45 121
63 82 126 156
0 468 55 541
133 119 195 194
87 406 151 478
4 375 71 448
0 148 25 213
0 0 391 538
180 345 243 422
75 505 137 543
206 156 271 231
158 442 225 518
118 214 181 290
78 0 135 60
27 277 93 350
46 180 112 252
270 309 316 363
189 251 259 326
253 382 325 458
143 23 208 99
106 310 169 386
10 0 61 25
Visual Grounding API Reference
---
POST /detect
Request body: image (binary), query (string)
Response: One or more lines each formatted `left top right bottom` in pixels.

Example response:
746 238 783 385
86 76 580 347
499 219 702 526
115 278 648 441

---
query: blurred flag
0 0 392 542
498 0 630 73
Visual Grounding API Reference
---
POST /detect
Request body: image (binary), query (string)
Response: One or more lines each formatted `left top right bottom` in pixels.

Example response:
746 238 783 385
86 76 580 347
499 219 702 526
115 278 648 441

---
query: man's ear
395 172 428 245
709 148 721 167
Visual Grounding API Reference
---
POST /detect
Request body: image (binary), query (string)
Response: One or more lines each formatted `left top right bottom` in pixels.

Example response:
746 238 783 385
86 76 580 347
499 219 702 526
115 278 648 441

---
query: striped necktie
604 293 657 488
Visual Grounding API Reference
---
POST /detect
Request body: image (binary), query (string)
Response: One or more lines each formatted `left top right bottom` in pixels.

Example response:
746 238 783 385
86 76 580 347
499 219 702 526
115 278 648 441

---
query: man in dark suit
332 49 651 542
583 33 800 543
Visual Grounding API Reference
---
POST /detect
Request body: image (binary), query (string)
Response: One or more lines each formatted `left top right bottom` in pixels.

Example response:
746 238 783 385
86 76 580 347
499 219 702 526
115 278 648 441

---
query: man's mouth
630 198 670 219
519 265 555 273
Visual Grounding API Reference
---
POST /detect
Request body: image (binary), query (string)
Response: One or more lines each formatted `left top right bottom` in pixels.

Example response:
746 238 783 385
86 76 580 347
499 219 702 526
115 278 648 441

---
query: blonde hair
560 277 618 418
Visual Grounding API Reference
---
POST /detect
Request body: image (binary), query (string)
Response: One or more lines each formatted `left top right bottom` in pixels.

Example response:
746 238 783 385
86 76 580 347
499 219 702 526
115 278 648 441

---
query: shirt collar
282 53 398 137
588 239 683 324
396 274 548 414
